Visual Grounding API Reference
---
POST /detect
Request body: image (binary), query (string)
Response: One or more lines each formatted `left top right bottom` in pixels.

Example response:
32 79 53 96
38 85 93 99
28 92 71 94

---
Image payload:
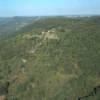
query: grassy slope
0 17 100 100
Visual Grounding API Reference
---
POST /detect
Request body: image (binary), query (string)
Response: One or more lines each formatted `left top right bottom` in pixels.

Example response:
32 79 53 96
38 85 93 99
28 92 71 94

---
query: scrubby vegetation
0 16 100 100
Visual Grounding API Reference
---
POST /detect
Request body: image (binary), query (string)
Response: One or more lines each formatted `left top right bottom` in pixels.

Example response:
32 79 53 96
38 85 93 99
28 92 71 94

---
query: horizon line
0 14 100 18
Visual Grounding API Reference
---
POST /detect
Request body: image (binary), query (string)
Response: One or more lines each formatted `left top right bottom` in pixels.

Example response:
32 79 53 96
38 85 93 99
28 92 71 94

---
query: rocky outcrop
0 95 6 100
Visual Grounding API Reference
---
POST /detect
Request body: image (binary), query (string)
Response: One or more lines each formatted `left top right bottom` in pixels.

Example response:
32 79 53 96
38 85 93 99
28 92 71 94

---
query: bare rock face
0 95 6 100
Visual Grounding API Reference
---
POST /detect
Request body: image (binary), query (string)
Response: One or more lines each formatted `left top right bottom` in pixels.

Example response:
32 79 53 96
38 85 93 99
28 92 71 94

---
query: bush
0 81 9 95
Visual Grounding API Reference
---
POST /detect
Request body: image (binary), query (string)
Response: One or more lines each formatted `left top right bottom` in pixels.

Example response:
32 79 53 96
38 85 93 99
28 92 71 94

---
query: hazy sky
0 0 100 16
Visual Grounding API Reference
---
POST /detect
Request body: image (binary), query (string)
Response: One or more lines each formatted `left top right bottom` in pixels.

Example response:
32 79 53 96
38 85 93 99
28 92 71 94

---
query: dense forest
0 16 100 100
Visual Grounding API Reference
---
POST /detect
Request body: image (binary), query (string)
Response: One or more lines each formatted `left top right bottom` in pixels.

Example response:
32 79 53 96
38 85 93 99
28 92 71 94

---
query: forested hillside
0 16 100 100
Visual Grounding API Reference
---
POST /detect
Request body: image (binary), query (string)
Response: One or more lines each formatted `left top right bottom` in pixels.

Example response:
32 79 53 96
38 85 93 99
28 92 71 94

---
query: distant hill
0 16 41 38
